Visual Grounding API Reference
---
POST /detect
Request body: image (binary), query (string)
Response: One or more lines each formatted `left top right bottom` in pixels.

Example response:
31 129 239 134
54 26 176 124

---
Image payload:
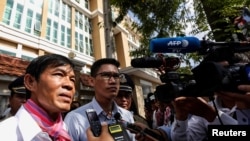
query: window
67 28 71 48
3 1 43 36
79 14 83 30
47 0 72 48
46 19 52 40
85 37 89 55
75 12 79 28
48 0 53 14
29 0 34 4
34 13 41 36
67 5 71 23
84 16 89 33
25 9 33 33
54 0 60 17
0 49 16 57
75 32 79 50
53 22 58 43
34 21 41 32
79 34 84 53
61 25 66 46
21 55 34 61
85 0 89 9
13 4 23 29
75 32 84 53
61 3 66 21
3 0 14 25
89 38 93 56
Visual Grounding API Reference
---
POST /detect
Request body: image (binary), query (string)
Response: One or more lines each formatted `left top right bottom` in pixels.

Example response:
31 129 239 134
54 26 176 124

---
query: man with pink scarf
0 54 75 140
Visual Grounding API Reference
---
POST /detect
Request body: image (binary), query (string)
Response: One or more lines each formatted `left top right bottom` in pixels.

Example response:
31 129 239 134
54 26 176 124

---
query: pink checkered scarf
24 99 71 141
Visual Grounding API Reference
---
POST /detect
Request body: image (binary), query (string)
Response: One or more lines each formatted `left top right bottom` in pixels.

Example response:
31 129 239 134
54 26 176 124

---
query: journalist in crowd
171 56 250 141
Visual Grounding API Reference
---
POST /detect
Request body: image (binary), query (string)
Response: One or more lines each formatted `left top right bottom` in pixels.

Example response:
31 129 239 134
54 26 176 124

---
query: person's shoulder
117 106 131 114
0 117 18 140
117 106 134 119
64 103 92 120
0 116 17 130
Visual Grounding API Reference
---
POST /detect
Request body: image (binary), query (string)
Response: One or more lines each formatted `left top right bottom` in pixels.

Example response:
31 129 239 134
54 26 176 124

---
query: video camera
131 37 250 101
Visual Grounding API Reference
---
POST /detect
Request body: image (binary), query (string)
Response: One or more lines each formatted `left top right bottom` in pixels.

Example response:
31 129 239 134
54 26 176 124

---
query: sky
128 1 209 40
127 1 207 68
183 0 209 40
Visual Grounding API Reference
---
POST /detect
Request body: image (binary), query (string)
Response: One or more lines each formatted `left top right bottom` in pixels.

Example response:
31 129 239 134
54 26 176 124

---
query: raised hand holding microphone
114 112 168 141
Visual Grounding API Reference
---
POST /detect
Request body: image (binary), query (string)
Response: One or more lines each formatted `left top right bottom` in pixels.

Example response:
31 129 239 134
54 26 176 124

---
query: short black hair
26 54 75 81
90 58 120 77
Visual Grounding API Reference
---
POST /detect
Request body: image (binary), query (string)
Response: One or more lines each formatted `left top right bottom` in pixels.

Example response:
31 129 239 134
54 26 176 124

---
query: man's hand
87 123 114 141
216 84 250 109
172 97 216 122
132 122 171 141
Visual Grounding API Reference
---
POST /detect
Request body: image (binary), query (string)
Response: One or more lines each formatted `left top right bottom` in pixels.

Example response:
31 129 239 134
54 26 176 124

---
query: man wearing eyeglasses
64 58 136 141
0 75 27 122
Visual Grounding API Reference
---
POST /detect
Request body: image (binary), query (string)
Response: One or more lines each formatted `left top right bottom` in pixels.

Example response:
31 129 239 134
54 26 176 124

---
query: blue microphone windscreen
150 36 201 53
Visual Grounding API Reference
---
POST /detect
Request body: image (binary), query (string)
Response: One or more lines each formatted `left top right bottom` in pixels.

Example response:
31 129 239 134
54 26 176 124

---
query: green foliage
193 0 248 41
111 0 190 54
110 0 250 72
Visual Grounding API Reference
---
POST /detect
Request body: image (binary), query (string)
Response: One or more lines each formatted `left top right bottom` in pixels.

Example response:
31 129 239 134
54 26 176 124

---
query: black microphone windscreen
114 112 121 120
131 57 163 68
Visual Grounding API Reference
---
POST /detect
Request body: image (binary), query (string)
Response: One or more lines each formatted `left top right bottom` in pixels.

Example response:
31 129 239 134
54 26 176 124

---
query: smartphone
86 109 102 137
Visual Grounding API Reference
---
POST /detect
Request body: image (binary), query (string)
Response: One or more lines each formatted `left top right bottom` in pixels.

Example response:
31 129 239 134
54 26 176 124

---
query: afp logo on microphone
149 36 200 53
167 39 189 47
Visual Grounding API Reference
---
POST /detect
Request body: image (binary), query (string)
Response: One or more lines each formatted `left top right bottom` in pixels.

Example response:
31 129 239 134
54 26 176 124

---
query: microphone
150 36 201 53
131 57 163 68
131 56 180 68
150 36 250 54
114 113 164 141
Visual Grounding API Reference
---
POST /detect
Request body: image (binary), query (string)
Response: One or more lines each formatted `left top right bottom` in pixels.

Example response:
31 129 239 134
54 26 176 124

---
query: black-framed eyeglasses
95 72 121 81
12 86 26 94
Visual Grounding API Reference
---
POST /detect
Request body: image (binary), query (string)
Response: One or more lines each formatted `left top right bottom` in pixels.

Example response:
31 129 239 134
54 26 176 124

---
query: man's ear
23 74 36 92
88 76 95 87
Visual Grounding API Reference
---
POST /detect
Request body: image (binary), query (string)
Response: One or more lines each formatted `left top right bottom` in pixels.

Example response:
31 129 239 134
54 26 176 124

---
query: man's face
115 91 132 110
9 93 26 115
30 64 76 114
92 64 120 100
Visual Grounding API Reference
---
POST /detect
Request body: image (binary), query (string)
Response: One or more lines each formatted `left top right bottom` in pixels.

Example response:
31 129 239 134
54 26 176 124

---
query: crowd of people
0 53 250 141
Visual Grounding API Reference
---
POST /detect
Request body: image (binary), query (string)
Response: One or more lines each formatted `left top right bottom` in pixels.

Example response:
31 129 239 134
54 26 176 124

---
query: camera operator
171 59 250 141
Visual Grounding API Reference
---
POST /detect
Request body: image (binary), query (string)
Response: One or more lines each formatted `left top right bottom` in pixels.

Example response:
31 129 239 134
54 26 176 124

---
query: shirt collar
91 97 119 115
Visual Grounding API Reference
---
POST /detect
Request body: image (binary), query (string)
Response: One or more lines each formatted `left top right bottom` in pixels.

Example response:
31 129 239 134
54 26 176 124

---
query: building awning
120 66 162 84
0 54 30 76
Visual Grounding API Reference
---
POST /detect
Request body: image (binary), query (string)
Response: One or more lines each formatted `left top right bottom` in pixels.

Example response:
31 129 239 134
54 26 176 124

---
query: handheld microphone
150 36 201 53
114 113 163 141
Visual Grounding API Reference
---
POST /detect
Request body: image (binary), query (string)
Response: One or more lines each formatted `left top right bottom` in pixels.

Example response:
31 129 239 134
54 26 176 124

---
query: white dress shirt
171 97 250 141
0 106 68 141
